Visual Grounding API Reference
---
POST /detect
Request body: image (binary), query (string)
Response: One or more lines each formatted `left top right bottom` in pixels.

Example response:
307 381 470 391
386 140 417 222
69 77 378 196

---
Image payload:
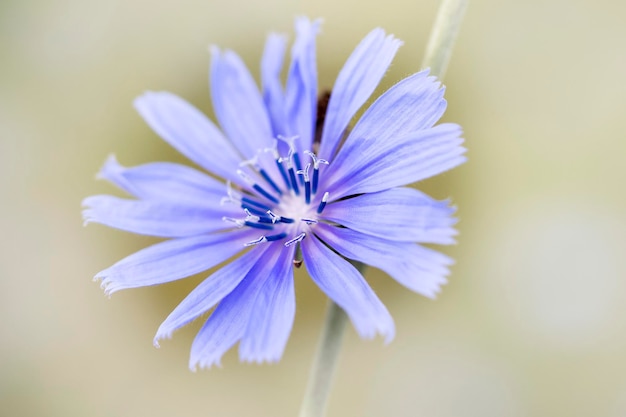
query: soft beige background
2 0 626 416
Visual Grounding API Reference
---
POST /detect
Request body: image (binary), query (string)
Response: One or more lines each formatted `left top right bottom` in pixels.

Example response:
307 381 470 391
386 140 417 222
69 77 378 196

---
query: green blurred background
2 0 626 416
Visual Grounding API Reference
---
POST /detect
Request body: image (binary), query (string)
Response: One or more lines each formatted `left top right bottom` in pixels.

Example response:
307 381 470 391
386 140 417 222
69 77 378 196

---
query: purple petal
261 33 288 136
96 230 255 295
239 245 295 363
337 70 447 153
189 245 283 369
318 28 402 161
314 224 452 298
154 246 267 344
210 47 274 158
321 187 457 244
324 123 466 198
285 17 321 151
133 92 242 184
301 235 395 342
98 155 225 204
82 195 241 237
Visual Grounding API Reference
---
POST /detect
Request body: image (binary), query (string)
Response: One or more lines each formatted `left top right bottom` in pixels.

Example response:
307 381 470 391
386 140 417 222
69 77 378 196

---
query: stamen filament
297 163 312 204
239 156 259 169
244 209 274 224
317 192 329 214
305 180 311 204
294 152 304 185
285 232 306 247
260 168 282 195
243 208 260 222
238 169 280 204
236 169 255 185
222 217 244 228
241 205 267 217
267 210 281 223
266 232 288 242
276 160 291 190
226 181 242 202
244 236 267 247
279 217 295 224
288 167 300 196
241 197 271 212
253 184 280 204
256 216 275 224
267 140 292 190
304 151 328 195
312 168 319 195
244 221 274 230
304 150 329 169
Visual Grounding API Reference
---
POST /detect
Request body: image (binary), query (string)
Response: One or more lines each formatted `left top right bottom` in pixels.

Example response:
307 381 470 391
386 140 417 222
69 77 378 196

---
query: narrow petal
82 195 241 237
321 187 457 244
318 29 402 161
285 17 321 151
325 123 466 198
314 224 452 298
239 245 295 363
261 33 289 136
210 47 274 158
334 69 447 157
134 92 243 183
154 246 267 344
96 230 255 295
301 235 395 342
98 155 225 204
189 246 283 369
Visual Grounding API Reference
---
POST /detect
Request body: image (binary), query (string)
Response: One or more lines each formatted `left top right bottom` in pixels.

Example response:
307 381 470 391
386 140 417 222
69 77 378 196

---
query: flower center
221 138 330 250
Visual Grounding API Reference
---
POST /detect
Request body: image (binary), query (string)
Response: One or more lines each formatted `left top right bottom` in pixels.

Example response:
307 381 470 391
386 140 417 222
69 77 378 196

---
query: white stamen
277 135 300 168
239 155 259 169
322 192 329 203
304 150 330 169
243 208 260 222
226 181 242 201
222 217 244 228
297 163 311 182
267 210 281 223
278 146 295 167
244 236 268 247
264 139 280 159
284 232 306 247
277 135 299 150
236 169 255 185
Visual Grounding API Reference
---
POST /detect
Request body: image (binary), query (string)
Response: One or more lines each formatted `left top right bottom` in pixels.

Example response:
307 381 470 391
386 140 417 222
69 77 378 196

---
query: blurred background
2 0 626 416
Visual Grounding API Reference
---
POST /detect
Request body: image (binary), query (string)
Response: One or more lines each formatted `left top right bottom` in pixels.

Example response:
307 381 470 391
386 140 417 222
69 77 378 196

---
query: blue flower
83 17 466 369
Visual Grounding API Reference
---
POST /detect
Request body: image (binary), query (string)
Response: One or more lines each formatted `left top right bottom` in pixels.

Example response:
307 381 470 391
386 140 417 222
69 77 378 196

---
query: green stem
297 299 348 417
421 0 469 79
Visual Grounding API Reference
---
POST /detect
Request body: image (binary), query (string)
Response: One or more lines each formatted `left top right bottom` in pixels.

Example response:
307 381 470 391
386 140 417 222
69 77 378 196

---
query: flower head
83 17 466 370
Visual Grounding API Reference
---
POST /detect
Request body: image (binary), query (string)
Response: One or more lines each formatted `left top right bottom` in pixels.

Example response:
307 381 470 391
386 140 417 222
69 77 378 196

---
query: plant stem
421 0 469 79
298 300 348 417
